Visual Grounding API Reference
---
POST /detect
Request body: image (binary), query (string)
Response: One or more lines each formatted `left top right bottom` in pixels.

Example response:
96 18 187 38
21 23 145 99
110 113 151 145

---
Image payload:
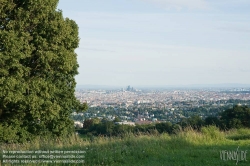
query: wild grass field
1 126 250 166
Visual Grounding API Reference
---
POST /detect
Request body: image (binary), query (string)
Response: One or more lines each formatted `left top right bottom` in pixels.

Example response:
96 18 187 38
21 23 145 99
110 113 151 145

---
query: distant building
126 85 131 91
74 121 83 128
115 122 135 126
135 121 152 125
152 118 157 122
126 85 135 92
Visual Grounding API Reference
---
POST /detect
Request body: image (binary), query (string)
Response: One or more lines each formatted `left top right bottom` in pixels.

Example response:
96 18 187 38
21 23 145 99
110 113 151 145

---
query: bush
155 122 172 134
220 105 250 129
0 124 32 143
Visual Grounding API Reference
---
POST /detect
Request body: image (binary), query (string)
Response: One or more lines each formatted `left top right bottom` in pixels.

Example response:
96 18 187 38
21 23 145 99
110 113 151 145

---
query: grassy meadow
1 126 250 166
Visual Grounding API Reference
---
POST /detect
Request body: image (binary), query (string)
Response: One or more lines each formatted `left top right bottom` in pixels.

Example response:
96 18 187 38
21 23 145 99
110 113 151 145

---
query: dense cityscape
73 86 250 126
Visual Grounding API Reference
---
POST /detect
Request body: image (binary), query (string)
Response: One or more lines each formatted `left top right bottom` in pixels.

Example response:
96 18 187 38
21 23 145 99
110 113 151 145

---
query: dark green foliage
0 0 86 142
194 105 250 130
79 105 250 137
113 124 134 134
179 115 204 130
113 116 121 122
96 121 115 136
204 116 220 126
134 124 155 133
220 105 250 129
171 124 182 134
84 120 116 136
155 122 172 133
81 119 169 136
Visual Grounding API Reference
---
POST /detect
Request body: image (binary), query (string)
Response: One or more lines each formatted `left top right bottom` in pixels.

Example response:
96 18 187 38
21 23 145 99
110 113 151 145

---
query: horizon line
76 83 250 89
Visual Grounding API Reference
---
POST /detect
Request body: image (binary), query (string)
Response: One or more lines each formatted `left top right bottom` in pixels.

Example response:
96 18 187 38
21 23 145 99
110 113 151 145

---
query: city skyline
58 0 250 87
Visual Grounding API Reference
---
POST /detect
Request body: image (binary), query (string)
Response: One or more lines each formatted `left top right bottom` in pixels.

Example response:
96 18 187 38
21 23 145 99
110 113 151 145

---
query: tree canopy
220 105 250 129
0 0 87 143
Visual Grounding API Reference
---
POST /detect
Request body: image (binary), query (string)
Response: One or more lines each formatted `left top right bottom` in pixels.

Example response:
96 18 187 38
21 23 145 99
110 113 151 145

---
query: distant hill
76 84 250 90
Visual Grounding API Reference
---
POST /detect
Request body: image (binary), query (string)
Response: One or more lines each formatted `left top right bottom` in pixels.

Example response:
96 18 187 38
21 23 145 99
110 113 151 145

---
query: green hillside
1 126 250 166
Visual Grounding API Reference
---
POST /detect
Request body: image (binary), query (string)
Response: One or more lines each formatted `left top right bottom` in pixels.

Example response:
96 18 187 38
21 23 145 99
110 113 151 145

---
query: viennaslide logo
220 146 247 165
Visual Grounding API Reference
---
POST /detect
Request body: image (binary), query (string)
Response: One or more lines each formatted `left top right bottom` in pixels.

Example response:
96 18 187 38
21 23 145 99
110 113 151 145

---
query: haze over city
58 0 250 87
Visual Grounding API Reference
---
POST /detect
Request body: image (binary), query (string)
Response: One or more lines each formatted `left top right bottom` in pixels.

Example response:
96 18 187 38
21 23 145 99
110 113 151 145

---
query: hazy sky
57 0 250 87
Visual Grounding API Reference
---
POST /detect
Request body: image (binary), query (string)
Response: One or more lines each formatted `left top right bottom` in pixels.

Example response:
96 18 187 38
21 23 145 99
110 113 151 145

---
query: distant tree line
78 105 250 137
180 105 250 130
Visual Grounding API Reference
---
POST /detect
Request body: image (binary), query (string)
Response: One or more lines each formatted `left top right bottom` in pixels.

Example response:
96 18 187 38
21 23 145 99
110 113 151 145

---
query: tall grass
1 127 250 166
225 128 250 140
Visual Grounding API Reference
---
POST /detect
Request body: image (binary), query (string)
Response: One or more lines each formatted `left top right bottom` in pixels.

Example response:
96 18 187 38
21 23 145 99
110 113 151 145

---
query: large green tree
0 0 86 142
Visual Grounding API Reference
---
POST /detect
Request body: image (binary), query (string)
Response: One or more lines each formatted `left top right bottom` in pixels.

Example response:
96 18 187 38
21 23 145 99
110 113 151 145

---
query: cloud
140 0 209 10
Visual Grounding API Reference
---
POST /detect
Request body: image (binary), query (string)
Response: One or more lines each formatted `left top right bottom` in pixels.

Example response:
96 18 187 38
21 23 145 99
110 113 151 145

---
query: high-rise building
126 85 131 91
